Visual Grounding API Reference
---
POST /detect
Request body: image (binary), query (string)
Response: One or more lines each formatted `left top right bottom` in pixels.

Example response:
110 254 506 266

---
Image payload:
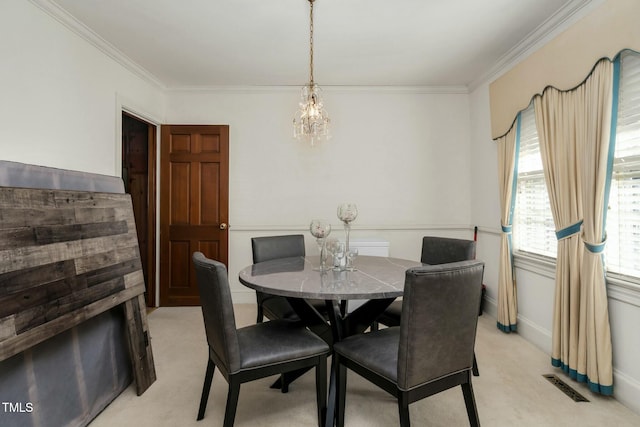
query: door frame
117 105 160 307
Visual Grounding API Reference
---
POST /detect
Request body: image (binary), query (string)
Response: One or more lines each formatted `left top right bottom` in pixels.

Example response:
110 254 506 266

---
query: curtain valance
489 0 640 140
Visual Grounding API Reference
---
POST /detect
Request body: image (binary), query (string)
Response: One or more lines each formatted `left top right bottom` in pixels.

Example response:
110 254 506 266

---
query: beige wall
489 0 640 139
164 88 474 300
0 0 165 176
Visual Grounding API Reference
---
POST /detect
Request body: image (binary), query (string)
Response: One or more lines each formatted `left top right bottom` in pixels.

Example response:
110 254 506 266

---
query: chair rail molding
229 223 474 233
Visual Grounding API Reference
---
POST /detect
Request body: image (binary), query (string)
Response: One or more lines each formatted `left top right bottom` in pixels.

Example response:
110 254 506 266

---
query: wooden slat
13 276 125 334
0 276 78 319
74 246 140 275
34 220 128 245
0 260 74 296
0 315 16 341
84 258 141 287
0 187 155 394
124 294 156 395
0 208 75 230
0 188 57 209
0 233 139 275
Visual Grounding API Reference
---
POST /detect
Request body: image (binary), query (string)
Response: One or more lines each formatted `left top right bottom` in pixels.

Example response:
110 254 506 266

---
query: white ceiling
45 0 596 89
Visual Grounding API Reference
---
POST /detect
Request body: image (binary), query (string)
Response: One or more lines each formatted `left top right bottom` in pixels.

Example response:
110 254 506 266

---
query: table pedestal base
272 297 396 426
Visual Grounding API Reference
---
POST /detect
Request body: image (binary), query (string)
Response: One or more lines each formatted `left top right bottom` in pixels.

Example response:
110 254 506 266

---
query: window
513 51 640 280
513 105 556 258
606 51 640 278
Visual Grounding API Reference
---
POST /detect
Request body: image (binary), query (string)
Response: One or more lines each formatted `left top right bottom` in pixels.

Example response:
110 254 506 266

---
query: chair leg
398 391 410 427
325 355 338 427
471 351 480 377
223 378 241 427
316 356 327 427
281 374 289 393
256 304 264 323
197 359 216 420
336 361 347 427
472 352 479 376
462 381 480 427
340 300 348 316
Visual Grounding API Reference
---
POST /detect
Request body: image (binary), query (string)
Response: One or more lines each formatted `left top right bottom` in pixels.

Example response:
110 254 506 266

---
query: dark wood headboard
0 185 155 394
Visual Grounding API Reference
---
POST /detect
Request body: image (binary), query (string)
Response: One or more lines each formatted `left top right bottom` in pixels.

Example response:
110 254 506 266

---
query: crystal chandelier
293 0 330 146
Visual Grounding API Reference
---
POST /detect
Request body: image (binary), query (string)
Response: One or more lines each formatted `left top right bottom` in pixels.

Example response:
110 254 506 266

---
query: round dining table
239 255 422 340
238 255 422 427
239 254 421 299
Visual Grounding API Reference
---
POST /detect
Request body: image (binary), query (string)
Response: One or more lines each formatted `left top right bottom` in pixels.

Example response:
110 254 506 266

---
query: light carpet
89 305 640 427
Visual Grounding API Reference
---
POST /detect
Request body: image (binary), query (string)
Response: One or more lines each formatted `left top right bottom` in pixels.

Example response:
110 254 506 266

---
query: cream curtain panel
533 58 614 395
576 59 616 395
496 116 519 332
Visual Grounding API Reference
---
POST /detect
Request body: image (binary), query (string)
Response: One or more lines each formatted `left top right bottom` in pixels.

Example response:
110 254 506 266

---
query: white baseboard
612 369 640 415
514 314 553 355
483 296 552 354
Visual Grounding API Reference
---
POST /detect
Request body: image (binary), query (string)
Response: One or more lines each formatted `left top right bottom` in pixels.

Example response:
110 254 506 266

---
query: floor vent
543 374 589 402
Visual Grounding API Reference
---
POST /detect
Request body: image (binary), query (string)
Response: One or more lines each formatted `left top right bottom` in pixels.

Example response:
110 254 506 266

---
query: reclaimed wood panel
0 187 156 394
124 293 156 394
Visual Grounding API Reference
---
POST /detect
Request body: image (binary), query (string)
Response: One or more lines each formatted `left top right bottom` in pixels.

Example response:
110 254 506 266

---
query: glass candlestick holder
309 219 332 271
337 203 358 253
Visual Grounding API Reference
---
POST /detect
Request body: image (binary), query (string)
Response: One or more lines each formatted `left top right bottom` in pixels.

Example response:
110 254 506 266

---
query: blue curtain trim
497 322 517 333
551 358 614 396
506 112 522 227
603 56 620 239
555 220 584 240
501 224 513 233
584 239 606 253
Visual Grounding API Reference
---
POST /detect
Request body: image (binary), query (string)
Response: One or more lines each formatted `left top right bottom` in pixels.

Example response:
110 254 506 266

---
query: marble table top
238 255 423 300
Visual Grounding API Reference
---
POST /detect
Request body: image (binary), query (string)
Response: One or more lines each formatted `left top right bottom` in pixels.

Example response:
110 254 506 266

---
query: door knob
219 223 228 230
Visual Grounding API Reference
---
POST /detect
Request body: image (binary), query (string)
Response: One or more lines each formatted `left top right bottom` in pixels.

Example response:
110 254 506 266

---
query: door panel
160 125 229 306
201 163 220 224
170 162 190 224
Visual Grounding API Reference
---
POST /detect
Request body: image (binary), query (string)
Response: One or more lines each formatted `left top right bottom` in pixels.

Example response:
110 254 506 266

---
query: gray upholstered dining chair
375 236 480 375
333 260 485 427
252 234 327 323
192 252 330 427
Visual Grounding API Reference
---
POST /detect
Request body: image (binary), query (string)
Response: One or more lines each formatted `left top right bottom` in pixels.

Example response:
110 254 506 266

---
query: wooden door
122 113 157 307
160 125 229 306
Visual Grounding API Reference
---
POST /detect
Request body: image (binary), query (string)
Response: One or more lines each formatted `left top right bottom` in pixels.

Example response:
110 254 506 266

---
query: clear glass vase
337 203 358 253
309 219 332 271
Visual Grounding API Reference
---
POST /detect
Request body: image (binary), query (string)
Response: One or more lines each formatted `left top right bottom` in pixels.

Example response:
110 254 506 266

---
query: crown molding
165 85 469 95
29 0 166 90
468 0 606 92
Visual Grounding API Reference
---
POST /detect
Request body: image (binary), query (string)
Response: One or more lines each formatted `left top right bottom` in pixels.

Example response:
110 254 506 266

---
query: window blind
514 105 557 258
606 51 640 278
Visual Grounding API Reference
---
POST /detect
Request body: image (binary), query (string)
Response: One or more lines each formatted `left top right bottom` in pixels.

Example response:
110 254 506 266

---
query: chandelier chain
309 0 314 84
293 0 329 145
